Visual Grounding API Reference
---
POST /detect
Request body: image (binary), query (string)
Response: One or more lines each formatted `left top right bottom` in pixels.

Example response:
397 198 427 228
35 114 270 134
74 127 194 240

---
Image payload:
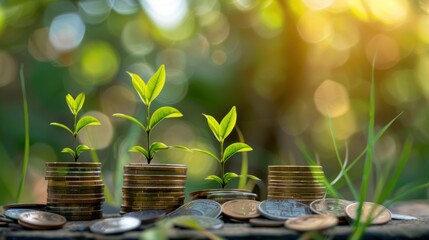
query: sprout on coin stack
47 93 104 220
113 65 188 214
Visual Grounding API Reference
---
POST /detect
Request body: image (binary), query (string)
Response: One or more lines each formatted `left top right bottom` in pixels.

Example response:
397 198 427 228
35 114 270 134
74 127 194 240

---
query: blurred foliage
1 0 429 205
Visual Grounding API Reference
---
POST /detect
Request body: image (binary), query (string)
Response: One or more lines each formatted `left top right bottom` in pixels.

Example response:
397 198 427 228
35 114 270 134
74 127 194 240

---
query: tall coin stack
267 165 326 204
45 162 104 220
121 163 187 214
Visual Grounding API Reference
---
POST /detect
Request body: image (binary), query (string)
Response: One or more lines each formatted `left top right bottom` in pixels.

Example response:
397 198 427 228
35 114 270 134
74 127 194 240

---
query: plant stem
220 140 225 188
146 104 151 164
74 113 78 162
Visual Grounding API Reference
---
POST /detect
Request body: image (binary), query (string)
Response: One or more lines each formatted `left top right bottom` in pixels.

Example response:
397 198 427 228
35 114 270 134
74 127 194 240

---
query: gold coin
122 200 183 206
345 202 391 225
47 197 104 204
18 211 66 230
45 171 101 177
268 180 325 187
120 205 177 212
285 215 338 231
309 198 352 217
47 206 102 212
46 162 101 168
47 193 104 199
47 180 104 186
122 195 184 201
221 200 260 220
46 167 101 172
122 191 185 198
268 171 325 176
47 202 103 208
45 175 100 181
122 186 184 191
189 189 251 199
64 214 102 221
124 163 187 174
51 210 103 216
268 186 326 193
267 192 326 198
268 165 323 171
268 175 325 181
123 179 186 186
123 174 187 180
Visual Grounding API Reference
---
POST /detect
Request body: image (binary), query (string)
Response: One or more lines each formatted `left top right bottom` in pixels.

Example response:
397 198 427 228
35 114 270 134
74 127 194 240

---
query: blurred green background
1 0 429 205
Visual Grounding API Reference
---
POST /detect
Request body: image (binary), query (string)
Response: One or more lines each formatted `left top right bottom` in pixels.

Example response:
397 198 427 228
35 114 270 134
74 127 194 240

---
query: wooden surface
1 200 429 240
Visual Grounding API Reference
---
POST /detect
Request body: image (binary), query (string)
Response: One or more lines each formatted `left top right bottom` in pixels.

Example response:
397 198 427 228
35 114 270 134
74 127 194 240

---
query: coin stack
45 162 104 221
207 190 257 204
267 165 326 204
121 163 187 214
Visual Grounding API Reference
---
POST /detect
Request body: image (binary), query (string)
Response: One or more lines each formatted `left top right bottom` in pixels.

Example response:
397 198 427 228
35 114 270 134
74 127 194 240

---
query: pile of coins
267 165 326 204
45 162 104 220
121 163 187 214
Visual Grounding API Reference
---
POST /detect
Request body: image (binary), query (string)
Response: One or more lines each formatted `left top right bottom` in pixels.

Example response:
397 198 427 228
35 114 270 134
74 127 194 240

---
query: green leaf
223 142 253 163
130 146 149 160
247 174 261 181
191 148 220 162
128 71 148 105
65 94 76 115
146 64 166 104
61 147 76 159
223 172 239 185
149 106 183 130
76 116 100 134
50 122 73 135
74 93 85 115
203 114 221 142
205 175 223 186
112 113 146 130
76 144 91 156
219 106 237 141
149 142 169 159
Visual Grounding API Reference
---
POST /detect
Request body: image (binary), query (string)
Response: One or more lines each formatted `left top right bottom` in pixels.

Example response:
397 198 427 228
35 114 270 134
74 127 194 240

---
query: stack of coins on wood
45 162 104 220
267 165 326 204
121 163 187 214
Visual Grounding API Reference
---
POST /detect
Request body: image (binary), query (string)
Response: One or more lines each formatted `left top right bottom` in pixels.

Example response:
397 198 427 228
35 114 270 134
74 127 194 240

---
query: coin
45 175 101 181
46 171 101 177
2 203 46 211
268 186 326 193
124 164 187 175
122 186 185 191
122 192 185 198
121 200 183 206
47 193 104 199
4 209 36 220
123 174 187 180
46 167 101 172
90 217 141 234
190 189 251 200
345 202 391 225
46 205 102 212
258 200 312 221
310 198 352 217
123 179 186 186
221 200 260 220
285 214 338 231
249 218 285 227
18 211 66 230
47 197 104 204
167 199 222 218
171 215 224 230
120 205 176 213
269 171 325 176
391 213 417 220
124 210 166 224
268 165 323 171
47 180 104 186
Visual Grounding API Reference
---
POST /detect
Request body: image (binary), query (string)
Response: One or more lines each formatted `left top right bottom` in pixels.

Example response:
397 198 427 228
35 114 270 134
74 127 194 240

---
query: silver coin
124 210 166 224
167 199 222 218
391 213 417 220
90 217 141 234
4 209 37 221
258 200 312 221
171 215 224 230
310 198 352 217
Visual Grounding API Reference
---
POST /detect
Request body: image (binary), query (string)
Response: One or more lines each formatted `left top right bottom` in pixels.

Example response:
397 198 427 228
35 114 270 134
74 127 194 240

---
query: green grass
16 65 30 203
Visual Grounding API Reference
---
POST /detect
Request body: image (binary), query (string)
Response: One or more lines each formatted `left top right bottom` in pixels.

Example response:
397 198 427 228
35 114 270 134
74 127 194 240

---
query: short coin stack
45 162 104 221
267 165 326 204
121 163 187 214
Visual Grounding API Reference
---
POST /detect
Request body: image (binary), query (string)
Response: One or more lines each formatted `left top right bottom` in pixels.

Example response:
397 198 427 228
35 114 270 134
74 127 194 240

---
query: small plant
192 106 258 188
50 93 101 162
113 64 183 164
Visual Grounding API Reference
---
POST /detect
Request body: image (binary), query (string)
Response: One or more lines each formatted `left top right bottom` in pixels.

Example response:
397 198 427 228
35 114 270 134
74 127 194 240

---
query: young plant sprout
194 106 259 188
50 93 101 162
113 64 183 164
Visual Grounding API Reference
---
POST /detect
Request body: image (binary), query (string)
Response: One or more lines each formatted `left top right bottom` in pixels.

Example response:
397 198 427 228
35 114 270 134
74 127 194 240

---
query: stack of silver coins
267 165 326 204
45 162 104 220
121 163 187 214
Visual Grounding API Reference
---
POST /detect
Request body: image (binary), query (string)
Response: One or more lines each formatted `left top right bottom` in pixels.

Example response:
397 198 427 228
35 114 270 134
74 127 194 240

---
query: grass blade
236 127 249 189
16 65 30 203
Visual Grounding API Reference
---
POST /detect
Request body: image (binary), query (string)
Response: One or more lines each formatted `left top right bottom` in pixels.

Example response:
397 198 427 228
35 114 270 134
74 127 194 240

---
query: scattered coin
345 202 391 225
391 213 417 220
221 200 260 220
90 217 141 234
2 203 46 211
0 222 8 227
18 211 66 230
4 209 36 221
171 215 224 230
167 199 222 218
249 218 284 227
124 210 166 224
310 198 352 217
285 214 338 232
258 200 312 221
0 216 15 223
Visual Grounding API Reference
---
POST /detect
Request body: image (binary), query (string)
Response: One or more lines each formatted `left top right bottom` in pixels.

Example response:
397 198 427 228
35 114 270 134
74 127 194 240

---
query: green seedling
113 64 183 164
50 93 101 162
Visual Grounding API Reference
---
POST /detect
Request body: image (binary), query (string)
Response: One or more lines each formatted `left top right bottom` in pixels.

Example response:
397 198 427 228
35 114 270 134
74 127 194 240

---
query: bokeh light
0 52 17 88
314 80 350 117
49 13 85 52
78 111 114 150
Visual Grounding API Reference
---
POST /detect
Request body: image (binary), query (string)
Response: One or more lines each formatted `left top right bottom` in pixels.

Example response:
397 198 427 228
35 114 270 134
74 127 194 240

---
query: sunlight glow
140 0 188 29
49 13 85 52
314 80 350 117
